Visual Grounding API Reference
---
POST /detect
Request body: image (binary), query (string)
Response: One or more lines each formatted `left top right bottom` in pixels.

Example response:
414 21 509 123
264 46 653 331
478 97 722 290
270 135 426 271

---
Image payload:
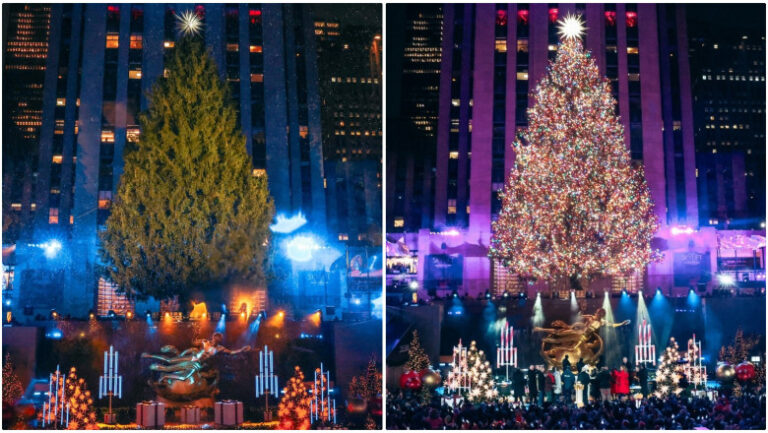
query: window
250 45 262 53
126 128 140 143
495 39 507 53
448 199 457 215
129 70 142 79
101 130 115 143
49 208 59 224
226 43 239 52
627 46 639 54
52 155 63 164
449 151 459 159
516 72 528 80
164 41 174 48
393 218 404 228
56 98 66 106
338 233 349 241
517 39 529 53
106 33 119 48
129 34 142 49
98 191 112 210
250 73 264 83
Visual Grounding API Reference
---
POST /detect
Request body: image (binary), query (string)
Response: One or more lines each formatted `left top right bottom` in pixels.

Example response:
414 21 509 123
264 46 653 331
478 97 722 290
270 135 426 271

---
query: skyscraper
688 5 766 230
7 4 330 319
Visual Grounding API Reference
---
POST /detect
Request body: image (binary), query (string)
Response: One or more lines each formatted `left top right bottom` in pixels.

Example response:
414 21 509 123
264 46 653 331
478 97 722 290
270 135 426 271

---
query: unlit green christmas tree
100 31 274 302
489 15 659 291
466 340 497 403
655 337 684 398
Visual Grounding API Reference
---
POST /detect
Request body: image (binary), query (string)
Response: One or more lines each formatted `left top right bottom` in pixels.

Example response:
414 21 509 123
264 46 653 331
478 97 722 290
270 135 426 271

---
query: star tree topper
176 10 203 37
557 13 586 41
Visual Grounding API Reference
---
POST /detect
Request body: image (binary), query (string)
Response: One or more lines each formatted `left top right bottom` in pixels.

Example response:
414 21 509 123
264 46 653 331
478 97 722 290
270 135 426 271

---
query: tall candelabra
446 339 471 394
635 318 656 366
685 334 707 389
496 320 517 383
99 345 123 424
42 365 70 429
310 362 336 425
254 345 279 421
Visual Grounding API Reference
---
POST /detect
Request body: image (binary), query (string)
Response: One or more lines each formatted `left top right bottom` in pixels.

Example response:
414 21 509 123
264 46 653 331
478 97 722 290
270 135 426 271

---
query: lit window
338 233 348 241
252 168 266 177
627 46 639 54
164 41 174 48
11 203 21 211
394 218 404 228
516 72 528 80
126 128 140 143
49 208 59 224
299 125 308 139
250 73 263 83
548 44 557 51
451 99 460 107
449 151 459 159
52 155 63 164
628 73 640 81
517 39 529 53
129 34 142 49
495 39 507 53
98 191 112 210
249 45 262 53
101 130 115 143
105 33 119 49
56 98 66 106
673 121 681 131
448 199 457 215
226 43 239 52
129 70 142 79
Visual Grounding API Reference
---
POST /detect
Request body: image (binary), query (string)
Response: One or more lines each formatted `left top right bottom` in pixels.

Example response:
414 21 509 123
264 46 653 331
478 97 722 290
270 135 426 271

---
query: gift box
214 400 244 426
181 405 201 424
136 401 165 427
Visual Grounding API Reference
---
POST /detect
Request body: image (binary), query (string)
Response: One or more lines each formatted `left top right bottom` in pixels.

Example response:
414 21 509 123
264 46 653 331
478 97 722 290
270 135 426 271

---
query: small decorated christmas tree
64 367 97 430
466 340 497 402
278 366 311 430
655 337 684 398
406 330 430 372
2 353 24 406
364 357 383 398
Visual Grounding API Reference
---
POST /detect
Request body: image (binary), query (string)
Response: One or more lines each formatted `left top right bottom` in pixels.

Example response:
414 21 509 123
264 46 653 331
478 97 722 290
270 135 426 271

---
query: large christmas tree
100 16 274 302
278 366 311 430
466 340 497 403
655 337 684 398
489 15 659 291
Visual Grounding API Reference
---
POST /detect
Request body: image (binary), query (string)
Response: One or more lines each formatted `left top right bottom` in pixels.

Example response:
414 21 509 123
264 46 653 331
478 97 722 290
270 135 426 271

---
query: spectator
527 365 539 404
576 357 585 374
513 367 526 402
553 367 562 400
562 355 571 373
544 367 554 402
613 365 630 400
598 366 612 401
562 366 576 404
638 364 649 398
577 365 591 404
536 366 546 405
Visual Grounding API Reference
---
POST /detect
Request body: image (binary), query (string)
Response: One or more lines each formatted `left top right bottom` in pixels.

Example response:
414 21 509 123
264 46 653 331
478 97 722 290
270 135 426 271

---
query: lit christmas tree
466 340 497 403
489 14 660 291
405 330 430 372
278 366 311 430
655 337 684 398
64 367 97 430
2 353 24 406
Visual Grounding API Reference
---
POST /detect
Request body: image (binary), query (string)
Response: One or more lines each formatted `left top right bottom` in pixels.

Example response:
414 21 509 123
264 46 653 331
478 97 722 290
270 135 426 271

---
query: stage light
51 310 58 319
126 311 133 320
503 292 509 298
42 239 62 259
4 299 11 306
270 212 307 234
240 311 246 319
717 274 735 286
408 280 419 290
670 226 695 236
285 235 320 262
89 312 95 320
278 311 284 318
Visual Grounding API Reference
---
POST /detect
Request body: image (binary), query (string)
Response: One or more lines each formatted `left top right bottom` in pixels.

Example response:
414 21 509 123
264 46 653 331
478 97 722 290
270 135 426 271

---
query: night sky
687 3 765 38
312 4 381 28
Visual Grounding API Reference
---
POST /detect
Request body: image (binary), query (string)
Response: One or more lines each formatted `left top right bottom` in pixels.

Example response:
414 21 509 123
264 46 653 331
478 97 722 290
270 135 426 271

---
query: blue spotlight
45 327 63 340
687 288 700 307
216 314 227 333
285 235 320 262
42 240 62 259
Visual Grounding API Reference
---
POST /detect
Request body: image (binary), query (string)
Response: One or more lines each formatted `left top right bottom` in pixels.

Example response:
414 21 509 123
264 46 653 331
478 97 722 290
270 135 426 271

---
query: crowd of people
386 389 766 429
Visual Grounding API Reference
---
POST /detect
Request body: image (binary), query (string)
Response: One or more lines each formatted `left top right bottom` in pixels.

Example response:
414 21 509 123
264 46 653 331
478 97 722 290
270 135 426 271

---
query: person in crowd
544 366 554 402
562 366 575 404
576 357 585 374
613 364 630 400
622 356 633 373
536 365 546 405
513 366 526 402
562 355 571 373
598 366 612 401
577 365 591 404
589 365 600 403
527 365 539 404
553 366 562 401
637 364 649 398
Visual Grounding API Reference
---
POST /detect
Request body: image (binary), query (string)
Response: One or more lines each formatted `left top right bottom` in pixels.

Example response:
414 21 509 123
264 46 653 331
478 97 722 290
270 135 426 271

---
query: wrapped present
181 405 201 424
136 401 165 427
215 400 244 426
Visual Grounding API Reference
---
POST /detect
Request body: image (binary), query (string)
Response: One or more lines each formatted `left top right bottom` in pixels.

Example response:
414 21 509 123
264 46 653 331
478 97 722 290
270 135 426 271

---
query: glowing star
557 13 586 41
176 10 202 36
270 212 308 234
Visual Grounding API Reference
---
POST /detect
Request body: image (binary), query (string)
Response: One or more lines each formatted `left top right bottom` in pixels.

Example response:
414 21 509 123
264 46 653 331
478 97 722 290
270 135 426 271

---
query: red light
107 5 119 13
517 9 529 25
496 10 508 26
249 9 261 17
548 8 559 23
626 11 637 28
605 11 616 27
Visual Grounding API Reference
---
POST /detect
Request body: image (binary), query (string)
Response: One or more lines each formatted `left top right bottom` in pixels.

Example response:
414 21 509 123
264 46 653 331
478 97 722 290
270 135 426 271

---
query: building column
433 4 454 228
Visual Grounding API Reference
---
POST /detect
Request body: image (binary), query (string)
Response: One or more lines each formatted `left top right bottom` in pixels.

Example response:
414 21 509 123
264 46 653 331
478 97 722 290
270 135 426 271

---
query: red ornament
346 398 367 414
735 361 756 382
399 370 422 390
